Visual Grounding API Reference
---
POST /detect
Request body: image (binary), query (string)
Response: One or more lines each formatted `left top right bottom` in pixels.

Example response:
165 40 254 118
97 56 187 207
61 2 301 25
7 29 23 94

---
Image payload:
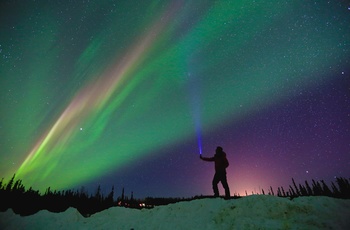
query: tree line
262 177 350 199
0 174 133 217
1 174 349 217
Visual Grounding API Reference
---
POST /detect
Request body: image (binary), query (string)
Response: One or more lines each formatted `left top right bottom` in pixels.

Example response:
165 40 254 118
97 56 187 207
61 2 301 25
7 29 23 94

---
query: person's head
216 146 223 153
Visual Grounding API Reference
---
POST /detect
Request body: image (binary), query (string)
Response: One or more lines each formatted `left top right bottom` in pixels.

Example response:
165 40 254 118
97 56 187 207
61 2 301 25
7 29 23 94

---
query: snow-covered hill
1 195 350 229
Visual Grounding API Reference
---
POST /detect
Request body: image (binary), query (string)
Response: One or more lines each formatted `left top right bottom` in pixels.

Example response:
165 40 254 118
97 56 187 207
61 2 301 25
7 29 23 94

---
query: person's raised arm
200 155 215 162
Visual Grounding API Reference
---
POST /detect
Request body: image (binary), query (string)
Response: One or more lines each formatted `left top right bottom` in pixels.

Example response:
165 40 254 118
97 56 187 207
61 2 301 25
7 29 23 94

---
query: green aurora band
1 0 349 191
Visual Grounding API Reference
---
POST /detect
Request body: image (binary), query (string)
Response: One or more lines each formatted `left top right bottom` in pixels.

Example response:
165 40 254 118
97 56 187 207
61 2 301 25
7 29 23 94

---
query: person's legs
212 173 220 197
221 173 230 198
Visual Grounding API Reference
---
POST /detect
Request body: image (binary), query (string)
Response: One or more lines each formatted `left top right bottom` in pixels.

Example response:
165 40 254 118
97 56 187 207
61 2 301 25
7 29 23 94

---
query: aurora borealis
1 0 349 198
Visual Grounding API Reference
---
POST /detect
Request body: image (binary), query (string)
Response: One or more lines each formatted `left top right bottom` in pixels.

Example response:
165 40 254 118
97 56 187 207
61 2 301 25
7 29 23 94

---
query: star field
0 0 349 198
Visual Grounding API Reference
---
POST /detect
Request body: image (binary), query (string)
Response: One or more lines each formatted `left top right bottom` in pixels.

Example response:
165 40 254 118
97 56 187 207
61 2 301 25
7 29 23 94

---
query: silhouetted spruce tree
298 183 307 196
95 185 102 202
312 179 323 195
336 177 350 197
281 187 286 197
321 180 332 196
292 178 301 196
289 185 296 197
277 188 282 197
305 180 313 196
5 174 15 191
106 186 114 204
331 181 340 196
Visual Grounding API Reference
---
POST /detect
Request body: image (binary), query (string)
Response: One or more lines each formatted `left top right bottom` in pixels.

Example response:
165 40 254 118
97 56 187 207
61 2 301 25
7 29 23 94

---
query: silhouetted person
200 146 230 198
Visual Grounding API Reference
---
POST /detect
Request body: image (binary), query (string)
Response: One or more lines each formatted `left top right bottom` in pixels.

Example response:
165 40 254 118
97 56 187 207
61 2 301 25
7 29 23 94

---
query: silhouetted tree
292 178 300 196
305 180 313 196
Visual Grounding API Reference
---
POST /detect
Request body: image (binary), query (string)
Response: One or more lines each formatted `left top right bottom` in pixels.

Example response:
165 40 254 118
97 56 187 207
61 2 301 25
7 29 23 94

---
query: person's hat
216 146 223 152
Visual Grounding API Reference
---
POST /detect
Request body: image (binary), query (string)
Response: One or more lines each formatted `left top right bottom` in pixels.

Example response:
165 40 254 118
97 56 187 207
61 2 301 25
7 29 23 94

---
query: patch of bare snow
1 195 350 229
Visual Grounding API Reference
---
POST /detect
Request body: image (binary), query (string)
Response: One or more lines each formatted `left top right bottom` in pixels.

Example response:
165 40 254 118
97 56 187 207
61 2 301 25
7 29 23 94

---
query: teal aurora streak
0 0 349 194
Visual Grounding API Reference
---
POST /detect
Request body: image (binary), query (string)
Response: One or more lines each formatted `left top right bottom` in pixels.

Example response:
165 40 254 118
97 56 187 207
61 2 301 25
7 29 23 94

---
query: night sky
1 0 349 198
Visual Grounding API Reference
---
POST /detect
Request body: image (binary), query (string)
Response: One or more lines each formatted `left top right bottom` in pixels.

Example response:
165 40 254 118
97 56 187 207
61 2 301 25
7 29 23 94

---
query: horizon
2 173 347 200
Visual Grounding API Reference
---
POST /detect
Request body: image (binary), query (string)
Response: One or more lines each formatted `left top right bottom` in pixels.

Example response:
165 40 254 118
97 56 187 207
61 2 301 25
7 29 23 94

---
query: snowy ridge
1 195 350 229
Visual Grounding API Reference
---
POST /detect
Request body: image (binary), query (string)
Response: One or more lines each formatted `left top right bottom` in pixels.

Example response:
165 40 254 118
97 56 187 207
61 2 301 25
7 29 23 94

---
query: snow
1 195 350 229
